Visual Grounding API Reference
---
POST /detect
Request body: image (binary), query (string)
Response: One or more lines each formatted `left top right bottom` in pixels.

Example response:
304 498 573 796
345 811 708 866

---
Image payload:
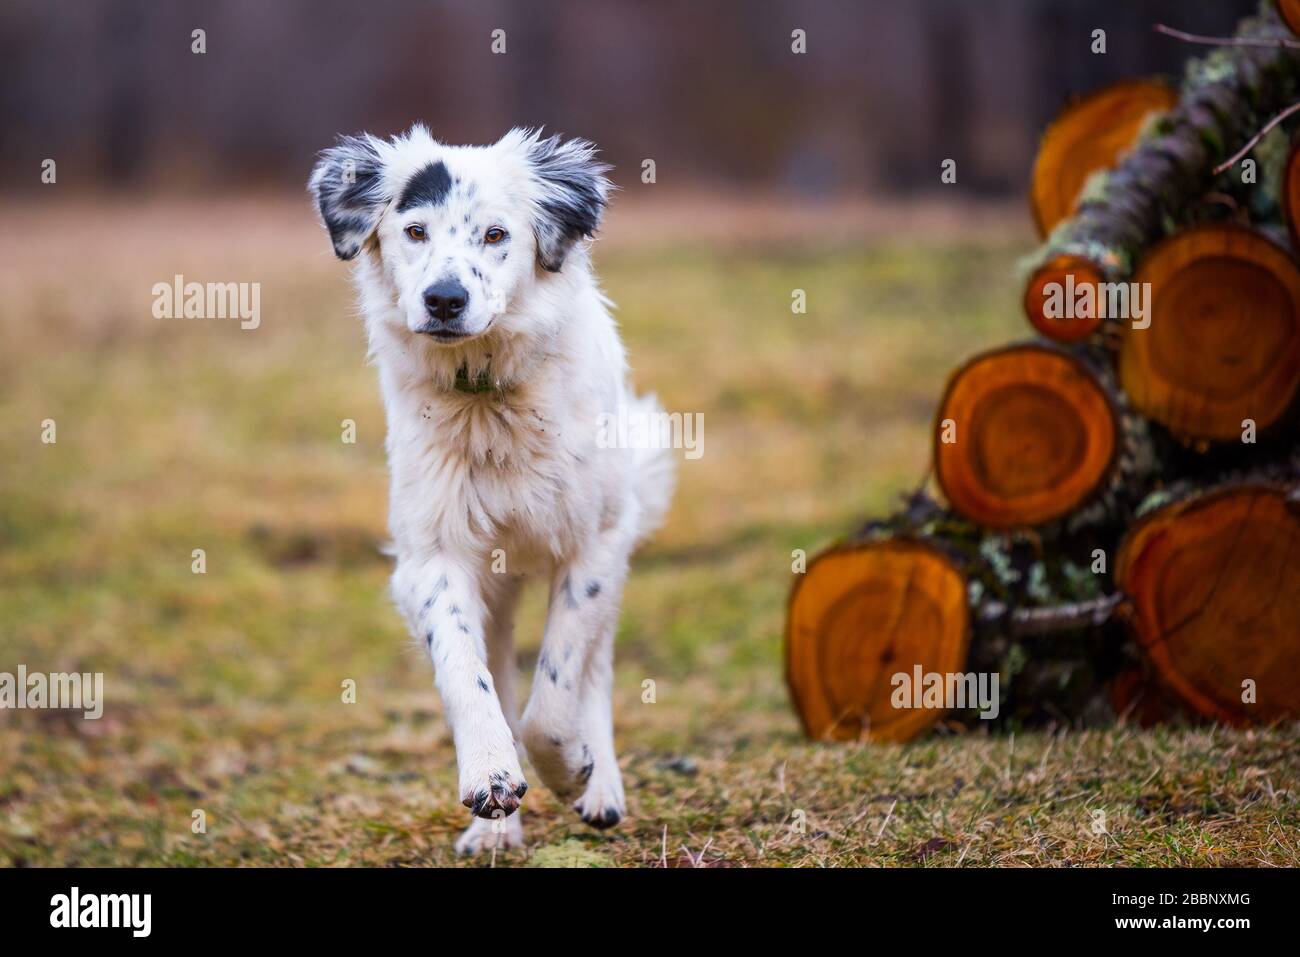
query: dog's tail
628 390 678 546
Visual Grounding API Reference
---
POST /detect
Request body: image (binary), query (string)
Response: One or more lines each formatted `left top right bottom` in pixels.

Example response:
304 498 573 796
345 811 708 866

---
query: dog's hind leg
393 555 527 822
570 622 625 829
519 519 634 815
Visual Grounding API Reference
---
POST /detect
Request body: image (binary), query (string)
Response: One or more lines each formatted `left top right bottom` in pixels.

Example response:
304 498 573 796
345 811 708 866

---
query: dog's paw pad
462 770 528 819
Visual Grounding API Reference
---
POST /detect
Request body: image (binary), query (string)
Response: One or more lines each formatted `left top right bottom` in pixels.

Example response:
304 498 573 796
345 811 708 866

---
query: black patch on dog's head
397 161 452 213
309 134 388 261
522 132 612 273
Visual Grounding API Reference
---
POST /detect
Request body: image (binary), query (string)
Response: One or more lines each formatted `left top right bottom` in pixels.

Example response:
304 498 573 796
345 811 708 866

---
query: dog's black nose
423 279 468 322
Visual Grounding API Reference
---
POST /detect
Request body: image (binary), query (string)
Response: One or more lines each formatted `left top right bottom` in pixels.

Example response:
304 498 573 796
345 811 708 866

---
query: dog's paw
460 768 529 820
573 764 625 831
455 812 526 855
522 738 595 800
520 726 592 799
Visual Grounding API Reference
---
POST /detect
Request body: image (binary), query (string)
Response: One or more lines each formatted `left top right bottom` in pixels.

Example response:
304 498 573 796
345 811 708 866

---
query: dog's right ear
309 134 389 261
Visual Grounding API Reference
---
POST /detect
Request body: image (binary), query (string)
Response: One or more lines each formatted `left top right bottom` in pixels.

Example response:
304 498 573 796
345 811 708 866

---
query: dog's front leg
393 555 527 819
520 523 633 817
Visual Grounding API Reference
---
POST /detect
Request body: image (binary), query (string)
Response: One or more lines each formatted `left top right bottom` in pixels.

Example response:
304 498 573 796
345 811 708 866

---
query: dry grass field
1 194 1297 867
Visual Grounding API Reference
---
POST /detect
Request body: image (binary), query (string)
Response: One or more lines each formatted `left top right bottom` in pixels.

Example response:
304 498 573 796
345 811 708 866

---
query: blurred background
2 0 1288 868
0 0 1256 196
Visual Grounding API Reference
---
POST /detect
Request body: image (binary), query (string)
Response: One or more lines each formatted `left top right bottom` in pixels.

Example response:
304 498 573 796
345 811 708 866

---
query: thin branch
979 593 1127 637
1152 23 1300 51
1009 593 1126 636
1212 100 1300 175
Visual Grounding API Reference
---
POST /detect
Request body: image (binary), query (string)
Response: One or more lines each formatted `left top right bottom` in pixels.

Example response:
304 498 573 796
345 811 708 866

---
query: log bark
1116 480 1300 726
1030 79 1178 239
1283 131 1300 248
1120 223 1300 442
1023 6 1300 342
933 343 1127 529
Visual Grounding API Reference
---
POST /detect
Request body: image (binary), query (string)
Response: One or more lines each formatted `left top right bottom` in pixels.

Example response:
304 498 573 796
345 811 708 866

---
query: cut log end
1279 0 1300 37
934 344 1119 529
1024 255 1107 342
785 540 969 743
1122 224 1300 441
1117 484 1300 726
1030 79 1178 238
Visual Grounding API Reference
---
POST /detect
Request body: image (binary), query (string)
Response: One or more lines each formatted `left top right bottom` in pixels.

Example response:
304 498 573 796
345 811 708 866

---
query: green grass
1 198 1297 867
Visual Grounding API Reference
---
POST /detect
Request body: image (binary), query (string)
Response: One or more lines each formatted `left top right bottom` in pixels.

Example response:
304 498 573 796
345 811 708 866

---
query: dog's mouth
417 318 495 344
422 329 472 342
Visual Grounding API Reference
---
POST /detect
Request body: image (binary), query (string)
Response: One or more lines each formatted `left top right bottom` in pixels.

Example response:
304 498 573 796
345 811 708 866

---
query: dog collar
453 364 504 395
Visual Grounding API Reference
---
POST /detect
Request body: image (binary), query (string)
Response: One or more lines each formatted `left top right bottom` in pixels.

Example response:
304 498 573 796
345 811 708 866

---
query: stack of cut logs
787 3 1300 743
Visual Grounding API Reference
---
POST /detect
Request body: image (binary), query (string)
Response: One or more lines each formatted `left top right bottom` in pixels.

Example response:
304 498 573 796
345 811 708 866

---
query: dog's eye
404 224 427 242
484 226 507 245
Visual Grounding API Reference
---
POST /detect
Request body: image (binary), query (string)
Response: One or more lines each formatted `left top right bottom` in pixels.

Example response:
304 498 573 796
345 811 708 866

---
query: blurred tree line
0 0 1257 196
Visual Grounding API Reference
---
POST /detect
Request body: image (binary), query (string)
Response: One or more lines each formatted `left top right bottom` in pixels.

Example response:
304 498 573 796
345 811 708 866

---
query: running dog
309 126 674 853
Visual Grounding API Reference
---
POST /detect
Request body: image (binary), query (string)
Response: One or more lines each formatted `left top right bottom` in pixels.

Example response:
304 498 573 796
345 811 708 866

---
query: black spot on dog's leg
538 652 559 684
422 575 448 616
577 743 594 784
585 579 601 599
477 675 490 692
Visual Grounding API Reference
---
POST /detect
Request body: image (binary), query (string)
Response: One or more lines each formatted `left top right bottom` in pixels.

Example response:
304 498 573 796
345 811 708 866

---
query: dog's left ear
522 132 612 272
309 134 389 261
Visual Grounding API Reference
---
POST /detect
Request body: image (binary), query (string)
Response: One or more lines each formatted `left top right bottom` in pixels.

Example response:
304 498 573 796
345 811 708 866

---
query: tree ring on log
1117 483 1300 726
1030 79 1178 239
1121 223 1300 442
1024 255 1108 342
934 344 1119 528
785 540 969 742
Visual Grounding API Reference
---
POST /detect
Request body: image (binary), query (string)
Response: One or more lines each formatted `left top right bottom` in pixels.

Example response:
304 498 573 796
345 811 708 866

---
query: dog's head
309 125 611 344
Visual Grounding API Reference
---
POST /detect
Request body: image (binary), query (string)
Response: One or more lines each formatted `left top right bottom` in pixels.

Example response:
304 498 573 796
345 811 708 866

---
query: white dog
309 126 674 853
